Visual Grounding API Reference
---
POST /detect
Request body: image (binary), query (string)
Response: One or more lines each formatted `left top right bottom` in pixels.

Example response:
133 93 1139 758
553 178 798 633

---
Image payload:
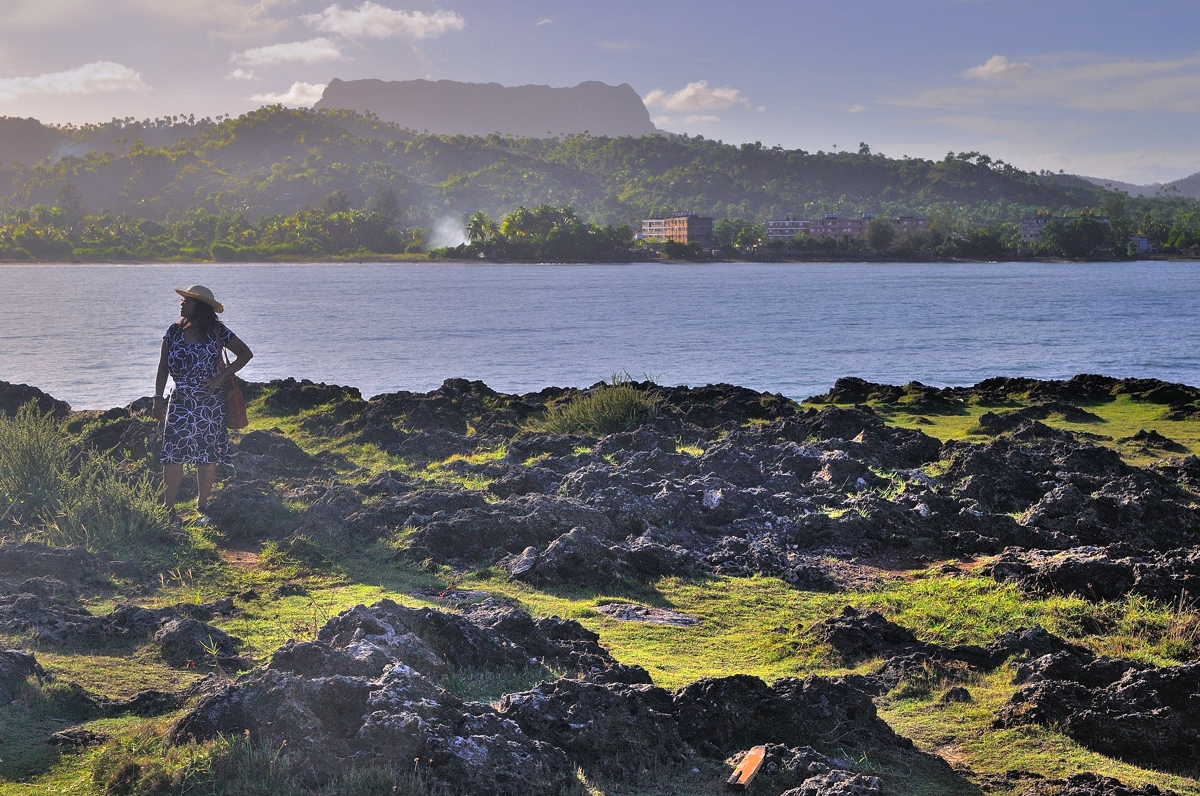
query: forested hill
0 106 1165 228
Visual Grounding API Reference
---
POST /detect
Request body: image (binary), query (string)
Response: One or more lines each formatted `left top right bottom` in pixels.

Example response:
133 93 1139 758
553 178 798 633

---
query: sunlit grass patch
880 667 1200 796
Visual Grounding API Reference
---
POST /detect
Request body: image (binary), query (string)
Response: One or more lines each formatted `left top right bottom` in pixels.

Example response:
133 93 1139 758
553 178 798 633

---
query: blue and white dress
161 323 234 465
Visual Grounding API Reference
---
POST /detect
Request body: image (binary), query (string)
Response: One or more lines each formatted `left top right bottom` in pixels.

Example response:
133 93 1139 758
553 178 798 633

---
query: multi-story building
640 214 714 245
765 217 807 239
889 216 928 235
766 214 928 240
1020 212 1054 244
1020 211 1109 244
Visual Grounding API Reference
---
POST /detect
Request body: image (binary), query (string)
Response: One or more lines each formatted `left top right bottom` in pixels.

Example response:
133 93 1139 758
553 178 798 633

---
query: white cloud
847 104 866 113
301 3 464 39
536 17 552 26
250 81 327 106
683 114 720 123
0 61 148 100
227 68 258 80
643 80 751 112
895 53 1200 114
234 38 343 65
965 55 1033 80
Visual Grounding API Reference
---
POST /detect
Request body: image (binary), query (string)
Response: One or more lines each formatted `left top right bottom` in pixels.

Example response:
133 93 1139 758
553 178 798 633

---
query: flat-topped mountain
314 78 659 138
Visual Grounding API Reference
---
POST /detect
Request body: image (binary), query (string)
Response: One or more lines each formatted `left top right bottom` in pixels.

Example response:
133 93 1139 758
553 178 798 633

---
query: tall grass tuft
537 373 665 436
0 402 167 552
0 402 69 524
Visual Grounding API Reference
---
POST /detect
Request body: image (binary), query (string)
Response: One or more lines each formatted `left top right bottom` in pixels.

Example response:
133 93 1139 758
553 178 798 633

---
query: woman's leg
197 463 217 512
163 463 184 508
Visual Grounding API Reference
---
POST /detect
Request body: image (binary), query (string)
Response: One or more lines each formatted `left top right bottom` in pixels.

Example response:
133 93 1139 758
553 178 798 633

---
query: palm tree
466 211 495 243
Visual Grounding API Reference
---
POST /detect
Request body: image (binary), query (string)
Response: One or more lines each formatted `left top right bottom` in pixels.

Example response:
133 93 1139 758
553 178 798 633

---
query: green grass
813 393 1200 466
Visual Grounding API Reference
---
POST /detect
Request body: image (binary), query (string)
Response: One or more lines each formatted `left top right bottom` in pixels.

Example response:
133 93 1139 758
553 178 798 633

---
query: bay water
1 261 1197 410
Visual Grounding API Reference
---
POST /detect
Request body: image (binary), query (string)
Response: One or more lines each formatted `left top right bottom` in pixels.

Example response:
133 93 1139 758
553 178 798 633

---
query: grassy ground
818 392 1200 466
4 387 1200 795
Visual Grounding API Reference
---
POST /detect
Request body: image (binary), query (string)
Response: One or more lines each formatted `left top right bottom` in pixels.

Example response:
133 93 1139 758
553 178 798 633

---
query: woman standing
152 285 253 520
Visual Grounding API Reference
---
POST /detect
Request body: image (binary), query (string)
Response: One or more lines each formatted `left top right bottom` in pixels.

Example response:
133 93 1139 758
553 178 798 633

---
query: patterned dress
161 323 235 465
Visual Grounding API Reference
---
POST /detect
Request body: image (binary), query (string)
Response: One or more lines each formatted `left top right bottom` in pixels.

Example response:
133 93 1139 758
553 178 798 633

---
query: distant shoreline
2 254 1199 266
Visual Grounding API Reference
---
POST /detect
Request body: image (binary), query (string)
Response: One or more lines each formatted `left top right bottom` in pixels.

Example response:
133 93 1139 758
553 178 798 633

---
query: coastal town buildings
640 214 714 244
1020 211 1110 244
765 214 928 240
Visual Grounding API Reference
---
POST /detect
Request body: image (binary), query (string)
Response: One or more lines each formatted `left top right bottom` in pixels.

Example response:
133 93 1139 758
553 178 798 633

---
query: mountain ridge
314 78 659 138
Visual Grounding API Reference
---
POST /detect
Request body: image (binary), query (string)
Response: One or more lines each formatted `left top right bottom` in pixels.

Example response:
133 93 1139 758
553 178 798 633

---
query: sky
1 0 1198 184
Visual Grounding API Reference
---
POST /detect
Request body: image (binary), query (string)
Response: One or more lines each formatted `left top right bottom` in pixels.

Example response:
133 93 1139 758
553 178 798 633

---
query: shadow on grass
0 679 98 782
314 540 451 597
513 573 726 613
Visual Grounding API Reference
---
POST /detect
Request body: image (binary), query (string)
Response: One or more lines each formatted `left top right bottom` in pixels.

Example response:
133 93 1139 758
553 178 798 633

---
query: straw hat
175 285 224 313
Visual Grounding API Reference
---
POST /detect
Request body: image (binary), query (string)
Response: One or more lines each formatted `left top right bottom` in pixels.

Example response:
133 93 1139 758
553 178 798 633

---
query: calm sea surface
1 261 1198 409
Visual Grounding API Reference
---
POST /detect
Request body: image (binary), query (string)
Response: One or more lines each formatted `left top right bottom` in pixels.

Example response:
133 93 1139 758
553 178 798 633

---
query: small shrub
537 375 665 436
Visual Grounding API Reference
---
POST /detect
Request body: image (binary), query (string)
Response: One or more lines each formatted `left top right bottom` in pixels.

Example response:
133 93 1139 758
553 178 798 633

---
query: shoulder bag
217 330 249 430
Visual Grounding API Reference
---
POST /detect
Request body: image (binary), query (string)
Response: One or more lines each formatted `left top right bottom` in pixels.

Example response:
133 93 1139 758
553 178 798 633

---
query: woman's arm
205 333 253 392
153 338 169 421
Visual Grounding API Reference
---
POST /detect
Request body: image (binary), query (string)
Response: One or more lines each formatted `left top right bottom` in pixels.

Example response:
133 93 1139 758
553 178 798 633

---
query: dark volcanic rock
0 593 110 643
205 480 296 540
1019 772 1181 796
48 727 108 747
728 744 837 793
0 380 70 418
499 678 686 780
499 527 631 587
0 648 45 705
998 660 1200 769
154 617 246 669
812 607 922 661
672 674 903 757
261 377 362 415
987 545 1200 603
0 541 136 590
233 429 332 481
406 494 616 566
782 770 882 795
173 663 578 795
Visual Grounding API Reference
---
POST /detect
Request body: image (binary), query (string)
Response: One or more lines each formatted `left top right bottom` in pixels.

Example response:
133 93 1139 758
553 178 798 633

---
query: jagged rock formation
170 599 910 793
204 377 1200 594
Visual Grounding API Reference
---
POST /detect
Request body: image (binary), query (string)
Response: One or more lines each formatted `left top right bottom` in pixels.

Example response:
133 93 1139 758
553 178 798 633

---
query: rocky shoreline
2 374 1200 795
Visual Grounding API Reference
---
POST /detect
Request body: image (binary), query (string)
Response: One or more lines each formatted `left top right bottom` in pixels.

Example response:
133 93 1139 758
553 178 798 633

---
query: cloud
893 53 1200 113
234 38 343 65
130 0 294 39
301 3 464 39
643 80 751 112
683 114 720 123
965 55 1033 80
848 104 866 113
227 68 258 80
0 61 149 100
250 81 326 105
536 17 552 26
